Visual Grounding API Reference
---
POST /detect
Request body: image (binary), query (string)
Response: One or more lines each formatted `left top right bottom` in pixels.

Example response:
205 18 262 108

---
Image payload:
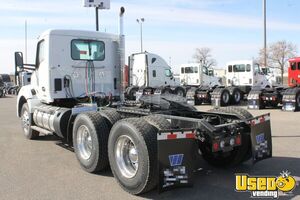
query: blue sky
1 0 300 73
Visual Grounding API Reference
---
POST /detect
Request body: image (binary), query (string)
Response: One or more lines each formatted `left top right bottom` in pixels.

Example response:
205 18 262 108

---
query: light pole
136 18 145 52
263 0 267 67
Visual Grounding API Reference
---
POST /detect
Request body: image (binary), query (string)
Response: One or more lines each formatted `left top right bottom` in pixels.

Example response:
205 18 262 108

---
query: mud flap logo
235 171 297 198
169 154 184 167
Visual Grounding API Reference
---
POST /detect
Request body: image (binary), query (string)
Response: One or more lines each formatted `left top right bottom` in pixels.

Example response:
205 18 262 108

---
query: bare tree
257 40 297 84
193 47 217 68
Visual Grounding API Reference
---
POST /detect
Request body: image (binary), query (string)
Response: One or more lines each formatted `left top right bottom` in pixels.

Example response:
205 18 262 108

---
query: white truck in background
180 63 221 87
187 60 274 106
125 52 186 100
125 54 222 101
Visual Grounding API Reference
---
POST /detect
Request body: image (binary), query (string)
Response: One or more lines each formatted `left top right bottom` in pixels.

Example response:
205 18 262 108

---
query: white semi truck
15 7 273 195
187 60 273 106
125 52 186 100
125 56 221 101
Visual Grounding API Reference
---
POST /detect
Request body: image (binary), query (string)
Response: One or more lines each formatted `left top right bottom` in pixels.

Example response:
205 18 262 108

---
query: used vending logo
235 171 296 198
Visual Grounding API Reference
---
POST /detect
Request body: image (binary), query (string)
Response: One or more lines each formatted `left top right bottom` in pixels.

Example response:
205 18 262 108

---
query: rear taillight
213 142 219 151
235 135 241 145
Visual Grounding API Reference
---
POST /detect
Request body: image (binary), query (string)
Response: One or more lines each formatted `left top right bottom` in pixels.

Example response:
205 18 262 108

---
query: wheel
73 112 110 173
142 114 171 130
296 92 300 111
174 87 185 97
232 88 242 104
99 109 122 129
200 107 253 167
108 118 158 194
20 103 39 139
220 89 230 106
127 87 138 100
0 89 3 97
162 87 172 95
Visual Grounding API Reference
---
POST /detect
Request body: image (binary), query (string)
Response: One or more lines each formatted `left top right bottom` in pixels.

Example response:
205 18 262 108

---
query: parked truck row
15 6 273 195
248 57 300 111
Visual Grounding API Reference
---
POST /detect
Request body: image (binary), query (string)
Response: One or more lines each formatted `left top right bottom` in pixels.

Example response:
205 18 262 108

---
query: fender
16 85 41 117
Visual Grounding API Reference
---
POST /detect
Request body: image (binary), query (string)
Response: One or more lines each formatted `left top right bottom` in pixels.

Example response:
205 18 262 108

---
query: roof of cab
38 29 119 40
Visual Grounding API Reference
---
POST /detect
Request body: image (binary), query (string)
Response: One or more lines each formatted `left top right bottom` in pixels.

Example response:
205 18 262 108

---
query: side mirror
15 52 24 69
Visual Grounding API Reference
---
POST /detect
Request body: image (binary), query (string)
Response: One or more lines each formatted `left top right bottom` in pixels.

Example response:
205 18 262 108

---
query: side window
298 62 300 70
71 40 105 61
181 67 185 74
36 40 45 67
246 64 251 72
291 62 296 70
194 67 198 73
228 65 232 72
152 70 156 77
165 69 172 77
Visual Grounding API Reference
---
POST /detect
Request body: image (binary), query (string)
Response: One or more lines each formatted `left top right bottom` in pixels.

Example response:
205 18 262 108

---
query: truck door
35 39 49 100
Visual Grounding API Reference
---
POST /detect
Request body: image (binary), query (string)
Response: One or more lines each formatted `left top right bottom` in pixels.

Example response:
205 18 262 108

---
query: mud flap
157 129 197 193
247 90 262 109
249 114 272 163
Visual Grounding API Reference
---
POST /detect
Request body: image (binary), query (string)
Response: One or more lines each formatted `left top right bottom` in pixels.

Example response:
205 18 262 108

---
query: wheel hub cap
77 125 92 160
22 111 30 134
115 135 139 178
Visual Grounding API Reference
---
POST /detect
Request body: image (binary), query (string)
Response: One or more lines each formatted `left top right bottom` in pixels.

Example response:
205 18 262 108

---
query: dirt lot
0 96 299 200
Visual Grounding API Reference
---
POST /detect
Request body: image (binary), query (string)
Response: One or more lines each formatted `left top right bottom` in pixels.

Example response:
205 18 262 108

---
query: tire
143 114 171 130
20 103 39 139
220 89 230 106
213 106 253 120
296 92 300 111
0 89 3 98
108 118 158 194
73 112 110 173
127 87 138 100
200 107 253 167
174 87 185 97
232 88 242 105
99 109 122 129
162 87 172 95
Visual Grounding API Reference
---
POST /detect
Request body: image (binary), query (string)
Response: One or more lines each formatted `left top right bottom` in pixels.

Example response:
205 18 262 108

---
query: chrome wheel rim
77 125 93 160
21 110 30 134
115 135 138 178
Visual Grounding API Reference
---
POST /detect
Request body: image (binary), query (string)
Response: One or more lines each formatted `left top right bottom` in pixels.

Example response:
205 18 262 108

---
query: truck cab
18 29 121 105
288 57 300 87
180 63 220 87
128 52 179 88
226 60 272 88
